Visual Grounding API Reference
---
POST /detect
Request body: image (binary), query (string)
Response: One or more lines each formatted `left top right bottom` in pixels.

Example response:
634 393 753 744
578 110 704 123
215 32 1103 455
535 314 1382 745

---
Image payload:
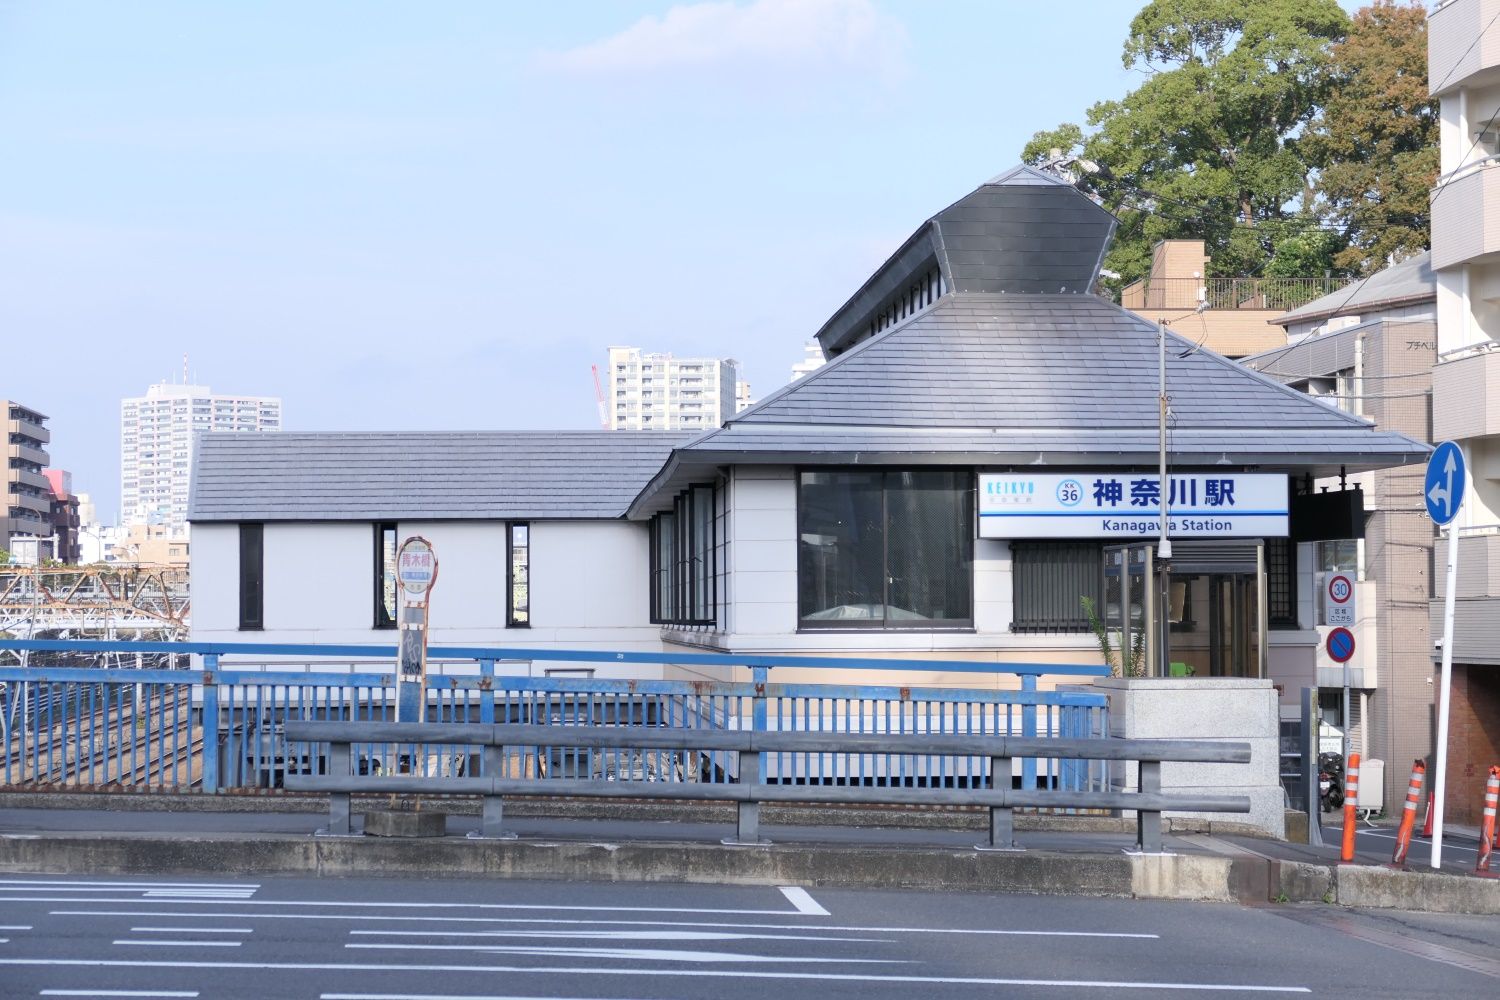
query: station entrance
1103 541 1266 678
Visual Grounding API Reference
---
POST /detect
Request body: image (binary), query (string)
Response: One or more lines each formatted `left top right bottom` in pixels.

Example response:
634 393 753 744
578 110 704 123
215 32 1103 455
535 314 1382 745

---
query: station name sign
977 472 1288 539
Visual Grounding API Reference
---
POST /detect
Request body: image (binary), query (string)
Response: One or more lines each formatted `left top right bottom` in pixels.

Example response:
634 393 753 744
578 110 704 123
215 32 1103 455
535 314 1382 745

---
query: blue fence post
201 654 220 795
479 658 495 726
751 665 768 786
1021 674 1037 791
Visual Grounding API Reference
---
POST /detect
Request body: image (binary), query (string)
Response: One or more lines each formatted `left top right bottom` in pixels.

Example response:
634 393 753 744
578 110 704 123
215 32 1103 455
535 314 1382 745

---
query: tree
1302 1 1437 275
1023 0 1349 285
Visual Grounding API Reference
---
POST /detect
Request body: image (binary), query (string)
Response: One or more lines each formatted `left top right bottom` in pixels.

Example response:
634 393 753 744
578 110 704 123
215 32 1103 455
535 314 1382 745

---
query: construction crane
591 365 610 429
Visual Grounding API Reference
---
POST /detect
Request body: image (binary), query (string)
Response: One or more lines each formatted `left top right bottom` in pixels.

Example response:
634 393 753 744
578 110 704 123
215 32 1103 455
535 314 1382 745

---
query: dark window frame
796 467 975 632
507 522 530 628
649 484 717 627
1266 536 1298 630
1009 540 1105 634
238 522 263 631
373 522 397 629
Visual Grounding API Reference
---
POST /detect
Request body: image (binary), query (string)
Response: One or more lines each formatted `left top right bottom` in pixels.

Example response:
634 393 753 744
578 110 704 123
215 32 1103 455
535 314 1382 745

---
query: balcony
6 441 49 467
1429 0 1500 96
1433 345 1500 440
1435 529 1500 600
1119 276 1331 313
1432 158 1500 269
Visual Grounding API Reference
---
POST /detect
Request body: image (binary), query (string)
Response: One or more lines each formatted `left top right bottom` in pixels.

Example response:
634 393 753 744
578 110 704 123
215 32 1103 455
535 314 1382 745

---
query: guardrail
284 721 1251 854
0 639 1112 797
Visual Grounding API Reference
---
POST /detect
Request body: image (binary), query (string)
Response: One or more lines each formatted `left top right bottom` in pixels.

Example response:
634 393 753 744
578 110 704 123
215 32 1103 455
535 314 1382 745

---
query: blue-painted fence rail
0 639 1111 801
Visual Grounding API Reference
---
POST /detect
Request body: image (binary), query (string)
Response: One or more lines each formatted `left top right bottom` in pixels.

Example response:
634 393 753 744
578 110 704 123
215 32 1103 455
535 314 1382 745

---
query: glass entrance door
1164 544 1265 679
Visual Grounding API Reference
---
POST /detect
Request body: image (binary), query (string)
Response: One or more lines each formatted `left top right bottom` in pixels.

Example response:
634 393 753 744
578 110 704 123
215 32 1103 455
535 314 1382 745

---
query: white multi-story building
790 341 827 382
606 348 738 431
120 383 282 529
1427 0 1500 826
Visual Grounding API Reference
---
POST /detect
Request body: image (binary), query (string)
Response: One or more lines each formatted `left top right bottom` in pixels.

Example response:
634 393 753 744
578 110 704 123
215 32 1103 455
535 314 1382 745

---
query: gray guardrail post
470 740 516 840
1135 759 1162 853
723 747 767 847
320 739 353 837
977 754 1019 851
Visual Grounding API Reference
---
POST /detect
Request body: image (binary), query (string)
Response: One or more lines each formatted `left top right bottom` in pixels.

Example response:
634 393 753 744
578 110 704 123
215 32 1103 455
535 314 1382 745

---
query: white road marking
53 910 1158 938
344 942 902 964
113 941 243 948
778 886 828 916
323 996 651 1000
0 939 8 944
0 957 1314 992
1357 831 1479 856
0 926 33 930
130 928 253 934
20 897 805 915
41 992 200 998
0 880 256 889
347 929 884 943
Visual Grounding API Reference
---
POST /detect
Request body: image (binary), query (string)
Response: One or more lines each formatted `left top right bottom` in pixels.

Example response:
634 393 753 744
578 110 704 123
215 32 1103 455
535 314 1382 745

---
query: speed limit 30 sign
1325 573 1355 626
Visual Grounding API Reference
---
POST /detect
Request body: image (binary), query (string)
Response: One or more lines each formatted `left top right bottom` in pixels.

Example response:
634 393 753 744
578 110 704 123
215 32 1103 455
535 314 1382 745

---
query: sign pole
1423 440 1466 872
1433 520 1460 870
394 537 438 725
1157 319 1172 678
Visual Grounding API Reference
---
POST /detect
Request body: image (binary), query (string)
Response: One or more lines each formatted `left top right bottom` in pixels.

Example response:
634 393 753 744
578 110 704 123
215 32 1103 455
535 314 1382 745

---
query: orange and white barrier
1389 758 1425 868
1477 765 1498 877
1340 752 1360 864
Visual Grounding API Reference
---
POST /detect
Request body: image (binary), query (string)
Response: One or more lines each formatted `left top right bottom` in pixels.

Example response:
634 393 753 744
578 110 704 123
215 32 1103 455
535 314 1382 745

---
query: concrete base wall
1098 677 1285 840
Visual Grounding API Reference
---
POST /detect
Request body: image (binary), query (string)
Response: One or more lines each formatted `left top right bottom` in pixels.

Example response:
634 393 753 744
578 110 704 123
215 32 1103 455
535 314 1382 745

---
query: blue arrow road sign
1425 441 1466 526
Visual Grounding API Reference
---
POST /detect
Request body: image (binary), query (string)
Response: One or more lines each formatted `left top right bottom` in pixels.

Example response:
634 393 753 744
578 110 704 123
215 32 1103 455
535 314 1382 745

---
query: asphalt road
0 874 1497 999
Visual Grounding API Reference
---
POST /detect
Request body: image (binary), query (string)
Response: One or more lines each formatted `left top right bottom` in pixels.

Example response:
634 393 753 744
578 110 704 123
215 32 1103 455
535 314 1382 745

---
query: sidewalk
2 793 1496 914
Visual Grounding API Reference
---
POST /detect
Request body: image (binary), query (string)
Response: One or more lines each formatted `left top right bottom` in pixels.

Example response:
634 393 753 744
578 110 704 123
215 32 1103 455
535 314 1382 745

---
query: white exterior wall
190 519 665 667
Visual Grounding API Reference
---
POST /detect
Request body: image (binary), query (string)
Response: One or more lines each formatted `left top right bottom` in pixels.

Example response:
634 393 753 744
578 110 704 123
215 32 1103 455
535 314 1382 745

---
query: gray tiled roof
189 431 695 522
628 293 1428 514
1273 252 1435 325
736 293 1388 432
815 167 1116 355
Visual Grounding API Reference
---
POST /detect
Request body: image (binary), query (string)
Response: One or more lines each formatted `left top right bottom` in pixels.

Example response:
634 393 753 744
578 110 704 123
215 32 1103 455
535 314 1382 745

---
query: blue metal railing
0 639 1110 800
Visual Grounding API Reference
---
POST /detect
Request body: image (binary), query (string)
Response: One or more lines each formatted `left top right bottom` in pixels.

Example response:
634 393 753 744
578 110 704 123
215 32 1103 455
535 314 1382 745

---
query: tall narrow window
508 522 530 627
648 485 716 626
238 523 263 631
374 523 397 629
1266 536 1298 629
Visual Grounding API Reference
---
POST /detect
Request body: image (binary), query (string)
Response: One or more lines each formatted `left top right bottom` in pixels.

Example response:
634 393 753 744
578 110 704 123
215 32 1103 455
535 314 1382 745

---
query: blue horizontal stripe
980 509 1287 517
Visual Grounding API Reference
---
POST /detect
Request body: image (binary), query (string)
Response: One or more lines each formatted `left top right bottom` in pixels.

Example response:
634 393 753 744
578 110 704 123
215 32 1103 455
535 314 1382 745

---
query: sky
0 0 1371 523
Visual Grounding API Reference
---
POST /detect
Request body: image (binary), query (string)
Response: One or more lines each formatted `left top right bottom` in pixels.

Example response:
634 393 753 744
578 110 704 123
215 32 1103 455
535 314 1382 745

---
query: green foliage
1024 0 1351 284
1302 1 1437 275
1081 596 1147 678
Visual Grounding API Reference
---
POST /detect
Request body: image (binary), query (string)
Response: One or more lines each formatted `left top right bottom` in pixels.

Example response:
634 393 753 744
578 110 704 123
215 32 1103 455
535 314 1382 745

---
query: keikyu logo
1056 479 1083 507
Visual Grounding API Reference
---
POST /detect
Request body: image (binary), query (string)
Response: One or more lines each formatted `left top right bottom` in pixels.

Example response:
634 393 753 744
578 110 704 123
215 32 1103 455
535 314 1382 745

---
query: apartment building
1242 255 1437 811
605 348 738 431
1122 240 1338 359
3 399 52 549
121 382 282 530
1427 0 1500 825
790 341 827 382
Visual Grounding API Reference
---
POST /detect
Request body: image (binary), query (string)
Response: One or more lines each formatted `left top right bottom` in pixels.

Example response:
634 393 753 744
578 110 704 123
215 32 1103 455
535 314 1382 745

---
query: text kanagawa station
977 472 1289 539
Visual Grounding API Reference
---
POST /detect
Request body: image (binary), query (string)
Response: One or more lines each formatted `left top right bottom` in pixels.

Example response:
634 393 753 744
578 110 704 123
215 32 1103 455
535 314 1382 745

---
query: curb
0 830 1246 902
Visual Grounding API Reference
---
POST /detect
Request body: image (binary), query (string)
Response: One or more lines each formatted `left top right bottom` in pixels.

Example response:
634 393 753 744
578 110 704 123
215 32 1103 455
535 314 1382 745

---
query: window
649 484 715 625
374 523 397 628
508 522 530 627
798 470 972 629
238 523 263 630
1010 541 1104 633
1266 537 1298 630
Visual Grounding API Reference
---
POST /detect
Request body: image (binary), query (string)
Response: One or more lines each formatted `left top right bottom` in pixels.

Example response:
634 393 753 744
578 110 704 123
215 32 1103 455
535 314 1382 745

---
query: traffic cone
1477 766 1498 878
1420 792 1434 838
1389 759 1425 869
1340 753 1361 864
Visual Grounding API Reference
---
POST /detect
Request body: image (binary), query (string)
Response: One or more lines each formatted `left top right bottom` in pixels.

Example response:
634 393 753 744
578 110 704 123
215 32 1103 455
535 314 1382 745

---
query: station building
188 166 1427 708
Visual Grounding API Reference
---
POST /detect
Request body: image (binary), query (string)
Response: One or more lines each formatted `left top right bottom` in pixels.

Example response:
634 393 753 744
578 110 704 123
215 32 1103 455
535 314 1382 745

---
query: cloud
540 0 907 82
